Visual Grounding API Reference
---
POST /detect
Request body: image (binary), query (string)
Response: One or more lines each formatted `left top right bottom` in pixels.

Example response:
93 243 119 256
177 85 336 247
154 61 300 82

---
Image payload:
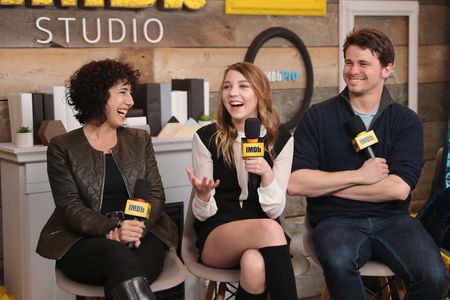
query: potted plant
16 126 33 147
198 114 213 126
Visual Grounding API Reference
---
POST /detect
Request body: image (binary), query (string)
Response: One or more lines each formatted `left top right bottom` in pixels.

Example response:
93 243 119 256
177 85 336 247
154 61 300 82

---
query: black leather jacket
36 127 178 260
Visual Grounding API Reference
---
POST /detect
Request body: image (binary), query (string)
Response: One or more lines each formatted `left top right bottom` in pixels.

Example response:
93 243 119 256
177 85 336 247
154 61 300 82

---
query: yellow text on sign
0 0 207 9
225 0 326 16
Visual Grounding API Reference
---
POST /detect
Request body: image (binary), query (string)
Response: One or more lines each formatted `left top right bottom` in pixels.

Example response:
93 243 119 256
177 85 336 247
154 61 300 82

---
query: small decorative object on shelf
38 120 67 146
15 126 33 148
198 114 212 126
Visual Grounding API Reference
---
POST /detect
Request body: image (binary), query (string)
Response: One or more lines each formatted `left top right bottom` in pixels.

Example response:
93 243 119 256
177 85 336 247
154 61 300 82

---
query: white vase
16 132 34 148
198 120 213 126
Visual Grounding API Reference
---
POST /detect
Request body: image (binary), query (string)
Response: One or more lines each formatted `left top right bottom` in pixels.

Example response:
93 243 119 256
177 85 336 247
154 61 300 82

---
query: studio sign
1 0 207 45
36 17 163 44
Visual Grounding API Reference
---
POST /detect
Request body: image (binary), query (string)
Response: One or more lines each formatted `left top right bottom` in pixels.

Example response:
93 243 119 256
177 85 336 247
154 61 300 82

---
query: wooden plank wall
0 0 448 282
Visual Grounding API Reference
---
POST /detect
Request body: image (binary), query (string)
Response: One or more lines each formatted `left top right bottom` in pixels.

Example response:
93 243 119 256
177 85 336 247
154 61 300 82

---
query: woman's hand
244 157 274 187
185 167 220 202
106 219 145 248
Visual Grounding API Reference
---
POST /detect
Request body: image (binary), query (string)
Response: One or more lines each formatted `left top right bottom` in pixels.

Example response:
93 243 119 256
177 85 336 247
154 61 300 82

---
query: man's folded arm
333 174 411 203
288 168 361 198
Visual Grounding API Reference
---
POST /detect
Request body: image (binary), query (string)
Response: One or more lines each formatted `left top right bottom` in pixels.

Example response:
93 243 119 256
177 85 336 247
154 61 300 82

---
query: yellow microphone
348 115 378 158
124 179 151 248
352 131 378 153
242 118 265 191
242 118 264 158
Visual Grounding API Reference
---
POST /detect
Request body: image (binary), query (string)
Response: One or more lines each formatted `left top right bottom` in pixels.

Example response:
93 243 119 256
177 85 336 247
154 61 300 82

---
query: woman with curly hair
185 62 298 299
36 59 178 300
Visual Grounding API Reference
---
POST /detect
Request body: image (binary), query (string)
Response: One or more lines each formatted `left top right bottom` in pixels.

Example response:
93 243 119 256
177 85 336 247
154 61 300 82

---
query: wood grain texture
422 120 447 161
413 159 436 207
419 45 450 83
419 4 450 45
418 82 450 122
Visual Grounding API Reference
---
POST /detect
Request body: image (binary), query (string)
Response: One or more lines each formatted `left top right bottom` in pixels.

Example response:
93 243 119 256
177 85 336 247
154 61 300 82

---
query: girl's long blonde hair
215 62 280 167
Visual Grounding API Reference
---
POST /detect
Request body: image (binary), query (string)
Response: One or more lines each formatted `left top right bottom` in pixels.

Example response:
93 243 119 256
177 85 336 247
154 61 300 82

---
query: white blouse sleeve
257 136 294 218
191 132 218 221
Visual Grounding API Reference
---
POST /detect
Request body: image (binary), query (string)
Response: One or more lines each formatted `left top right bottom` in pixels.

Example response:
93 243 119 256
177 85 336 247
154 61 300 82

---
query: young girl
186 62 298 299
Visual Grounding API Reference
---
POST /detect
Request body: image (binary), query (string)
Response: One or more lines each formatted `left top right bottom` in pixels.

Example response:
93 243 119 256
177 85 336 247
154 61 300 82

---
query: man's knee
318 248 359 275
417 263 448 293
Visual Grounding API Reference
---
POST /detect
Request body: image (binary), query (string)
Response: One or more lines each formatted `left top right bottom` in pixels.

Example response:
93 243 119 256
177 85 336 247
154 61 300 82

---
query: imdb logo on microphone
242 141 265 158
124 200 151 219
352 130 378 153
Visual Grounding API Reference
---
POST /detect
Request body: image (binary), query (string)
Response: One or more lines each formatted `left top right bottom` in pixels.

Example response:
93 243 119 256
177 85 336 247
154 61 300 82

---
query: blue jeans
312 215 448 300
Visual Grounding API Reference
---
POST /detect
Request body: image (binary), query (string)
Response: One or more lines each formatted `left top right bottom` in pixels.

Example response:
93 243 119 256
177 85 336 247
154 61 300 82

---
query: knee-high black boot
259 245 298 300
236 284 266 300
109 276 156 300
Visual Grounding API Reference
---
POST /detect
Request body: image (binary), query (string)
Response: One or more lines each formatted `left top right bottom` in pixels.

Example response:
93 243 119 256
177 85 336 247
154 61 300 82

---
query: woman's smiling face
105 81 134 128
221 69 258 130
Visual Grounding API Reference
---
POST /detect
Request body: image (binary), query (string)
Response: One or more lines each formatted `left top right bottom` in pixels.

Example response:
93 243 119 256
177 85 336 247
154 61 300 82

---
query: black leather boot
110 276 156 300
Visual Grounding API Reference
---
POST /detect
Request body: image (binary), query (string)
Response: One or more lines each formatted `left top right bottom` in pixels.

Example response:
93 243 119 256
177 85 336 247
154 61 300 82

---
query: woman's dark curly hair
66 59 140 125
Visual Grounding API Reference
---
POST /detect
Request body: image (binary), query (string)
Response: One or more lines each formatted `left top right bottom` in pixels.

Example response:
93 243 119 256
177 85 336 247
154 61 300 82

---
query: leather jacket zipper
98 152 106 212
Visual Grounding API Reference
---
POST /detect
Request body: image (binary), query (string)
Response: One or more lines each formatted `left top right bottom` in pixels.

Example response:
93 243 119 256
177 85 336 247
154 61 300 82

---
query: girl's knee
240 249 265 292
253 219 286 244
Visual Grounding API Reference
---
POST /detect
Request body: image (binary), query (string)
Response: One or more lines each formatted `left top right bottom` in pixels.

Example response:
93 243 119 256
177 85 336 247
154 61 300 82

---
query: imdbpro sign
0 0 207 9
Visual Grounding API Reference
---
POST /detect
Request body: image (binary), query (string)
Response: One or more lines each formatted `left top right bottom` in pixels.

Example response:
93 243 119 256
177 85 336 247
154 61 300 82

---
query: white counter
0 137 199 300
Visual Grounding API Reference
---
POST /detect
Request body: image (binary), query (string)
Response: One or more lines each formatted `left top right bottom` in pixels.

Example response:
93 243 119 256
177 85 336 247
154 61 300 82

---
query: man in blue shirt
288 27 447 299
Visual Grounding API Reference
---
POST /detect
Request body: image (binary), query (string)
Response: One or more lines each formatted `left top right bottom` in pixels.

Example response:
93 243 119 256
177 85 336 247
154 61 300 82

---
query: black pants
56 232 166 291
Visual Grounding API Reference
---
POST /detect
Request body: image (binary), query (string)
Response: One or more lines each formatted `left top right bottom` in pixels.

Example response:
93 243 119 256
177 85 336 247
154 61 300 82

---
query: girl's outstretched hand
185 167 220 202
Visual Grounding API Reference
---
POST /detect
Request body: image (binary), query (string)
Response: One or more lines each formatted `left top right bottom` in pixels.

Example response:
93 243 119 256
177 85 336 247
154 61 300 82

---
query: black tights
56 232 165 291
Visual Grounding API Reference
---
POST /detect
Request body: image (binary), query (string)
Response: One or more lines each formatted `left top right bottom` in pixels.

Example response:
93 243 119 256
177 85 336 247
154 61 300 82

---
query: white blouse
191 128 294 221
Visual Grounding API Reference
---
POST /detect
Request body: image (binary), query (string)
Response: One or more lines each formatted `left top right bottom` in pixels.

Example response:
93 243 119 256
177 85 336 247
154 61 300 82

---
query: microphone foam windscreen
134 179 151 200
347 115 366 136
244 118 260 139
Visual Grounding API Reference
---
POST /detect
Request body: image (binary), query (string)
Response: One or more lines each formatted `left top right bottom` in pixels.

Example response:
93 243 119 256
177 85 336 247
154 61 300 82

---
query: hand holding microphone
242 118 272 190
347 115 378 158
122 179 151 248
347 115 389 184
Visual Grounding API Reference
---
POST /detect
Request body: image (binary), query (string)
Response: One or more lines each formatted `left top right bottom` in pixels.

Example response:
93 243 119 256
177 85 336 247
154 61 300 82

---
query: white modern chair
55 249 186 300
182 189 310 300
302 217 405 300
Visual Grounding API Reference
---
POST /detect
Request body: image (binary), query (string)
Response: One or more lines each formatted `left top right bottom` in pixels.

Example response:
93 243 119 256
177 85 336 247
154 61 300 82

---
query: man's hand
356 158 389 185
